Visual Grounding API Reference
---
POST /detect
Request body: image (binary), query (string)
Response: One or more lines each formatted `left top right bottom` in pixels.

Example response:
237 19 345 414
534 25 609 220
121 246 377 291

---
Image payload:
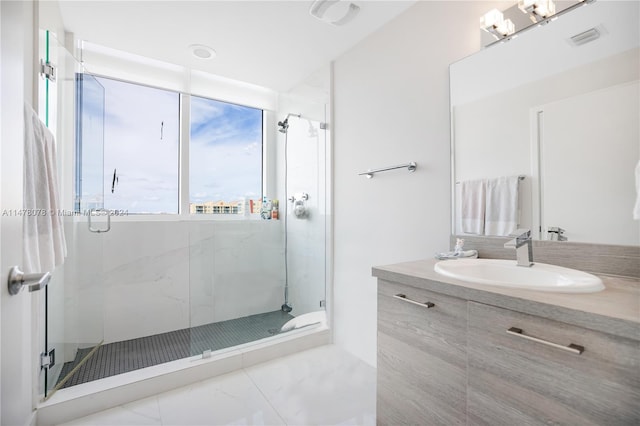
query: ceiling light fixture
480 9 516 40
518 0 557 22
189 44 216 60
310 0 360 26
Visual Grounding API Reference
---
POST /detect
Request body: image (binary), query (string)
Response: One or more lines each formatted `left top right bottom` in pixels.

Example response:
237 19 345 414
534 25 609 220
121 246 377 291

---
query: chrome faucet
504 229 534 267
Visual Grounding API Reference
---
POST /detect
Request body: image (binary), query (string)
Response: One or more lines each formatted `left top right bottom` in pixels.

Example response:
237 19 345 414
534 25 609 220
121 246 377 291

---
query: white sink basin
434 259 605 293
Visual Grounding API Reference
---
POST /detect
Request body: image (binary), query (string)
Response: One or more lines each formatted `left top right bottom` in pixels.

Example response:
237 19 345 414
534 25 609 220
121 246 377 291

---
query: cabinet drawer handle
393 294 435 309
507 327 584 355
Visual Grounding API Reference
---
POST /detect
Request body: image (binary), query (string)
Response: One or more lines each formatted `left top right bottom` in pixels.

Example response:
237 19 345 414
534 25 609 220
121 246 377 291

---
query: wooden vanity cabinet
467 302 640 425
377 277 640 426
377 279 468 425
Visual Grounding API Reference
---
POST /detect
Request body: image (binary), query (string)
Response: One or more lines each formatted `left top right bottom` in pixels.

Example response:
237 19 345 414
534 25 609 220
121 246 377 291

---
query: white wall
1 2 36 425
332 1 496 366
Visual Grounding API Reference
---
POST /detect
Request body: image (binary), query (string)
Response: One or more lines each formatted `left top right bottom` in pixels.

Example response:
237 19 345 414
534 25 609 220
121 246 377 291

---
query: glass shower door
41 30 106 398
187 103 329 359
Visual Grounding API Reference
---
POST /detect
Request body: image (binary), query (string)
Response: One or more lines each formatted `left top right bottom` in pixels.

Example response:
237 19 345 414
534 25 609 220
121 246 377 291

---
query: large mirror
450 0 639 246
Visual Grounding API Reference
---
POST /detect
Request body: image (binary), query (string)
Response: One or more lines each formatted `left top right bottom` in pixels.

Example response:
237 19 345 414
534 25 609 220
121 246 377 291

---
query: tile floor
57 345 376 426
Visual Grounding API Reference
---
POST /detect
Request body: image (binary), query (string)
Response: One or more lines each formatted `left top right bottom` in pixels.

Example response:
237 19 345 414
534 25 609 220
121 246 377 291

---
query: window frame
74 73 269 220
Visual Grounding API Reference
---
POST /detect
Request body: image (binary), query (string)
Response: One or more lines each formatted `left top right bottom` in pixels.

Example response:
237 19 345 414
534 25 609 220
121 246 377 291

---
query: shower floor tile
56 310 293 389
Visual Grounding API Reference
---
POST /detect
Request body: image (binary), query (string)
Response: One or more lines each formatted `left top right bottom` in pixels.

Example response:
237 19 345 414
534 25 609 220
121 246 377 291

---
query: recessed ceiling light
189 44 216 60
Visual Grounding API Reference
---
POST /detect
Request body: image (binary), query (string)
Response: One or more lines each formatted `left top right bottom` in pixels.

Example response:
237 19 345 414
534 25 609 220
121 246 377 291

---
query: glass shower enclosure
39 29 329 399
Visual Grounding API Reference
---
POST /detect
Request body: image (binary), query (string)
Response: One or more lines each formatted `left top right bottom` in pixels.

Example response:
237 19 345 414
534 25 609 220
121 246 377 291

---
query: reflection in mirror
450 0 639 246
480 0 589 48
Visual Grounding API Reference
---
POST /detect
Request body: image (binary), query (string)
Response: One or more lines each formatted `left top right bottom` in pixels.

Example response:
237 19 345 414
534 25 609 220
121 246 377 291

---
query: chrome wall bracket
40 59 56 82
41 349 55 370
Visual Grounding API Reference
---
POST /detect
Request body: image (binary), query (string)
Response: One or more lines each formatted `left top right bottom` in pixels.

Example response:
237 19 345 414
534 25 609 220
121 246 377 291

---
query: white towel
23 104 67 274
461 179 486 235
634 160 640 220
485 176 519 237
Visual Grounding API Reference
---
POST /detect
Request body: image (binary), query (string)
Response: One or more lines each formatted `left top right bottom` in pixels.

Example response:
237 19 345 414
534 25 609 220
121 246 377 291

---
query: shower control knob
293 201 308 218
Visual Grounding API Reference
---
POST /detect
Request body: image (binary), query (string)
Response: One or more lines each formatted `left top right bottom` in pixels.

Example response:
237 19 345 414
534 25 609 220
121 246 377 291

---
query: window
75 75 264 216
76 75 180 214
189 96 263 215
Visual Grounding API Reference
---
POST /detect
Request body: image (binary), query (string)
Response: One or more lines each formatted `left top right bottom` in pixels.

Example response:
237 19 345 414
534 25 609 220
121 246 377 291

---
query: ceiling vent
569 27 601 46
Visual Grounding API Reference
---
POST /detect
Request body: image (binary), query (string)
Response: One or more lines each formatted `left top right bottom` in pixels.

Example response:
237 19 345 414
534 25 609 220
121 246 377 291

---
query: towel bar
359 162 417 179
456 175 525 184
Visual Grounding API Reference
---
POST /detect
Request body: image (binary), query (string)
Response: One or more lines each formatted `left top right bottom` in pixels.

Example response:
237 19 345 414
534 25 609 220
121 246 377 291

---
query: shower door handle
88 208 111 233
8 266 51 295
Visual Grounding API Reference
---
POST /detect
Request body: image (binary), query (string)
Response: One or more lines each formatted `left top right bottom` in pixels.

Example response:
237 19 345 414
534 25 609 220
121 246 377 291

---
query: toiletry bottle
261 197 272 219
271 199 279 220
454 238 464 256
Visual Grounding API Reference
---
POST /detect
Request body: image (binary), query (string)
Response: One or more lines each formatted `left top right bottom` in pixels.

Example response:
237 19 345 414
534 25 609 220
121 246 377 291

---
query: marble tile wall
62 221 105 357
63 220 287 345
189 220 285 327
101 222 191 343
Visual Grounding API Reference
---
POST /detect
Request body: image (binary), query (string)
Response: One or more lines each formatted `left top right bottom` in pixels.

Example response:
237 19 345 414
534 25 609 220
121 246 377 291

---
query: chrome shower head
278 118 289 133
278 113 301 134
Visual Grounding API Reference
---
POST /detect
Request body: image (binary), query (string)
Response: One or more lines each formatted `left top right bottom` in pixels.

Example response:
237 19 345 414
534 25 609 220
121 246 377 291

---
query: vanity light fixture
480 9 516 40
309 0 361 26
482 0 596 48
518 0 557 22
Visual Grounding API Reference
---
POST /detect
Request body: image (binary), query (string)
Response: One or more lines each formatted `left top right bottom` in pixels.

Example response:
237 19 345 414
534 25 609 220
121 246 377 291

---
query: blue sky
81 76 261 213
98 76 180 213
189 95 262 205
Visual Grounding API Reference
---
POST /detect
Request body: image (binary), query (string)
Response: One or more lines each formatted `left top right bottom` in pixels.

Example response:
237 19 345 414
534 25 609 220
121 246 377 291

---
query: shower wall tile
188 227 216 327
64 221 106 353
190 221 285 327
69 219 286 344
211 221 284 322
102 221 190 272
287 212 326 316
101 222 190 343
